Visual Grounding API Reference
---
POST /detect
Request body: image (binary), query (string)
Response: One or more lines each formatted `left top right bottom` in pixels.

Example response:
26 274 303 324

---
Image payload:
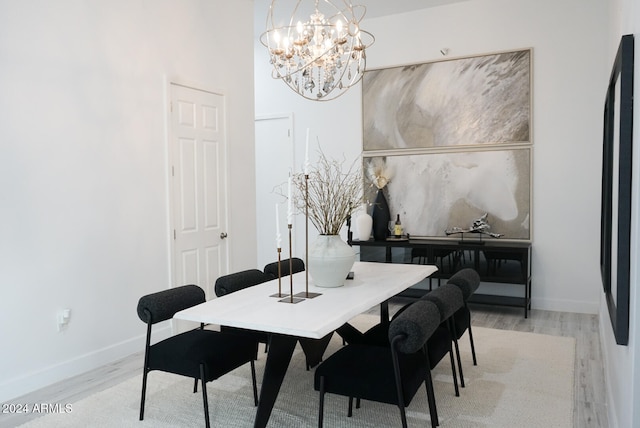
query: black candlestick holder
270 247 289 298
279 224 304 304
294 173 321 299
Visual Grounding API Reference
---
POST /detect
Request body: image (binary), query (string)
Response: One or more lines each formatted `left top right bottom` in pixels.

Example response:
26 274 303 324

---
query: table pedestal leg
253 335 297 428
380 300 390 326
299 332 333 370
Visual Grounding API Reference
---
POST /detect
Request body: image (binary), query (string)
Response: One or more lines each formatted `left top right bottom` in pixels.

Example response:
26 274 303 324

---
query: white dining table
174 261 437 428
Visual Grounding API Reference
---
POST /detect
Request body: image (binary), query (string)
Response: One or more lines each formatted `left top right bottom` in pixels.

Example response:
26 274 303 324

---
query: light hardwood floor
1 301 608 428
467 303 608 428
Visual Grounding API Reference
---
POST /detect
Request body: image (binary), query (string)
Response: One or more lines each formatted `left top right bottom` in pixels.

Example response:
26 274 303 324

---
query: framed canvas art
363 148 531 240
362 48 533 241
363 49 531 152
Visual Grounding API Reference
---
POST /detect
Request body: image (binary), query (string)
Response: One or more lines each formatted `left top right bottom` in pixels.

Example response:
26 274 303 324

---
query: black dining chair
446 268 481 365
344 295 461 398
214 269 275 352
214 269 275 297
422 282 466 389
315 300 442 428
263 257 305 278
137 285 259 428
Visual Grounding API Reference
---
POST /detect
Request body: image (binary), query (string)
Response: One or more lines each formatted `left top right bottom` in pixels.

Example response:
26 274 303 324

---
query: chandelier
260 0 375 101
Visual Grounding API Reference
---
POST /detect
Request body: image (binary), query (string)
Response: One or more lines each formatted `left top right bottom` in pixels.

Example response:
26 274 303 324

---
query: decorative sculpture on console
367 158 393 241
445 213 503 239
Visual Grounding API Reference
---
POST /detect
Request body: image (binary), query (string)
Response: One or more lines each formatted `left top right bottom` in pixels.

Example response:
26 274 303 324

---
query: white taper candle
287 175 293 225
304 128 310 175
275 203 282 248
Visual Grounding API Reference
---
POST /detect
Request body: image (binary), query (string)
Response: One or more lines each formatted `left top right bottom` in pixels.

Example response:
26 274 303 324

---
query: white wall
0 0 257 402
599 0 639 426
255 0 607 314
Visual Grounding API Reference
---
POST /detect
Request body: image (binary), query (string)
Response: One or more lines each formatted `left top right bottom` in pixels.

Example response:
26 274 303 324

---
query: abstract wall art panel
363 148 531 240
363 50 531 151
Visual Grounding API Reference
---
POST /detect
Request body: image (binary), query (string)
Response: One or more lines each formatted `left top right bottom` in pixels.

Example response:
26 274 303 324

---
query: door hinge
173 230 176 240
172 166 175 177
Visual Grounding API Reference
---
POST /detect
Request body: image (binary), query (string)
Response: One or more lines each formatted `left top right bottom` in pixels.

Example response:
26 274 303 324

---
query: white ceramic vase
308 235 356 288
355 212 373 241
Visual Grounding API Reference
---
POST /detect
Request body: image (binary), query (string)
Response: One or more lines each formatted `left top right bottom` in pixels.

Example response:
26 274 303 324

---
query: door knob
220 232 228 239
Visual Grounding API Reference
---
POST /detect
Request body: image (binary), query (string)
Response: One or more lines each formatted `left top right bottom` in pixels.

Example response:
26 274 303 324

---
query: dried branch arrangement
292 151 363 235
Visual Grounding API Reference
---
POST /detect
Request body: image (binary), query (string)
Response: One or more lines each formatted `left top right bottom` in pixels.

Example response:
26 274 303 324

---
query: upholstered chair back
421 283 464 322
263 257 305 278
137 284 204 324
447 268 480 300
214 269 274 297
388 300 441 354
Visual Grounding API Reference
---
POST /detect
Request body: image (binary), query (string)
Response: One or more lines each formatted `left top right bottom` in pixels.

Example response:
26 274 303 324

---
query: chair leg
454 336 465 388
250 360 259 406
449 319 465 388
422 350 439 428
348 397 353 417
139 369 149 421
193 378 198 393
356 397 361 409
448 348 460 397
397 404 408 428
140 323 152 421
391 349 408 428
318 376 325 428
200 364 211 428
426 380 439 427
468 320 477 366
424 371 439 428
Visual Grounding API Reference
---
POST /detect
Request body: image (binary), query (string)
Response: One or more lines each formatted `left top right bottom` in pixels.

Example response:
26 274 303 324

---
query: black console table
350 238 532 318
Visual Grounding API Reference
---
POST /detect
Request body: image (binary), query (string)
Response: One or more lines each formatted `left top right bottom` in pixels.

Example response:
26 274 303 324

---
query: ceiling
358 0 468 18
255 1 469 31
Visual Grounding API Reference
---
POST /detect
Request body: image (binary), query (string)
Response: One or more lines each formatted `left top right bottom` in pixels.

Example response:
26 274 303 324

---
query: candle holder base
293 291 322 299
278 297 305 304
270 293 290 298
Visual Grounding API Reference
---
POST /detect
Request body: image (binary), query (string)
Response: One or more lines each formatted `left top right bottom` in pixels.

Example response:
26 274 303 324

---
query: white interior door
255 115 294 270
170 83 228 299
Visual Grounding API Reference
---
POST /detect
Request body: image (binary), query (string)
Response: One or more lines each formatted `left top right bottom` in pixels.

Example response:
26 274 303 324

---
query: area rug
17 315 575 428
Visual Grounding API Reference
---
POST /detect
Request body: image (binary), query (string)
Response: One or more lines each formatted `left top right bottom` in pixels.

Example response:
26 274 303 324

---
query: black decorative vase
371 189 390 241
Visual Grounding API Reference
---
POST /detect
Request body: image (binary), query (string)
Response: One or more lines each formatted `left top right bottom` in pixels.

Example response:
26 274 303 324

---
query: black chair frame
138 285 258 428
316 300 442 428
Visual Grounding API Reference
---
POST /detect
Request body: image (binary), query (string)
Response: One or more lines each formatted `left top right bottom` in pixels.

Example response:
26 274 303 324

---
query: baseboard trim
0 325 171 403
531 297 599 314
